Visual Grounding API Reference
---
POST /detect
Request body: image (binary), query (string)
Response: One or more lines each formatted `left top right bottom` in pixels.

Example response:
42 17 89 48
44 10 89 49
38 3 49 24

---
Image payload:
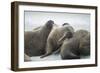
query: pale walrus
40 23 74 58
24 20 54 57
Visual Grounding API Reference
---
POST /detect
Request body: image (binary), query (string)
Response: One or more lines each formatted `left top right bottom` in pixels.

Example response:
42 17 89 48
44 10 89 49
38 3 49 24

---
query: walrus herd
24 20 90 61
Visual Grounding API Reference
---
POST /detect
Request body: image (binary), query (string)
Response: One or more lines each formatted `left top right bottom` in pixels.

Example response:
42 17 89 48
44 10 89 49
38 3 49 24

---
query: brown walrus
24 20 54 57
59 30 90 59
40 23 74 58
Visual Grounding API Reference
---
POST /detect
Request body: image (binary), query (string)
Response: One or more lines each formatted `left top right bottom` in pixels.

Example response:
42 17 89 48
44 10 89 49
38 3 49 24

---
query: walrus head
58 31 73 45
45 20 54 29
62 23 70 26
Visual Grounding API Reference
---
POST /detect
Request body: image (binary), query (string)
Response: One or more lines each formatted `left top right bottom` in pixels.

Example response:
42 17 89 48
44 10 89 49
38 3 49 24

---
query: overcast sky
24 11 90 31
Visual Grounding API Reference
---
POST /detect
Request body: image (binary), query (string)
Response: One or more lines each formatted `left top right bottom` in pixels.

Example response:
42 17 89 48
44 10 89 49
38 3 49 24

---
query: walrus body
60 30 90 59
41 23 74 58
24 54 31 62
24 20 54 57
79 33 90 56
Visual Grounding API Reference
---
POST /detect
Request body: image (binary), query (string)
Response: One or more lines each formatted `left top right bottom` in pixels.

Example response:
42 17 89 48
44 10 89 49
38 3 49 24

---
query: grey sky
24 11 90 31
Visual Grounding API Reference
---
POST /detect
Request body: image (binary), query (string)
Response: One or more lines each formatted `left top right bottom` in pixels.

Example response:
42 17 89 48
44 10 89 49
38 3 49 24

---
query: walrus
24 54 31 62
40 23 74 58
24 20 54 57
79 33 90 56
59 30 90 59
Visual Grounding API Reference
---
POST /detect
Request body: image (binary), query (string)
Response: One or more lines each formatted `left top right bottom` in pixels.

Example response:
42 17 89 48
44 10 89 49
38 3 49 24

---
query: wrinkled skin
59 30 90 60
40 23 74 58
24 20 54 57
79 33 90 56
